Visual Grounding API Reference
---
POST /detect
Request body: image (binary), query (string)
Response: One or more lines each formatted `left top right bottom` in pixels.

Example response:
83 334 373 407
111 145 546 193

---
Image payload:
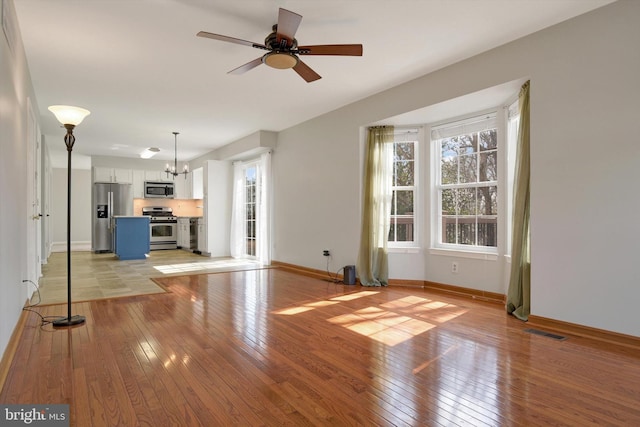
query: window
433 113 498 250
389 130 418 246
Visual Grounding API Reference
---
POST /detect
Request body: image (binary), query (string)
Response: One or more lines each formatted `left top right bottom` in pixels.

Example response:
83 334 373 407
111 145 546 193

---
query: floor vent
523 328 567 341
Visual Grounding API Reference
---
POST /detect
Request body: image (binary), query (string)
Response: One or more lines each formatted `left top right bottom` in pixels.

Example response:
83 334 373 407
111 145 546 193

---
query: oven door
149 221 177 250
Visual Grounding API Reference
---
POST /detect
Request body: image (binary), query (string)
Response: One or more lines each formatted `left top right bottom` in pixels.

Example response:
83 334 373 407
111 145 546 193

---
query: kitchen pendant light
164 131 190 179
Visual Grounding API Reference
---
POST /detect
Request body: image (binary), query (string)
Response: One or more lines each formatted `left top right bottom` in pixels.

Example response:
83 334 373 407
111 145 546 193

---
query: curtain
256 151 271 265
229 161 244 258
357 126 394 286
506 81 531 320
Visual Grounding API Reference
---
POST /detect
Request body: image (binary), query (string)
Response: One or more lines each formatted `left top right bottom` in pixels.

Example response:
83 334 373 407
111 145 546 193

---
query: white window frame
431 111 500 255
388 128 421 250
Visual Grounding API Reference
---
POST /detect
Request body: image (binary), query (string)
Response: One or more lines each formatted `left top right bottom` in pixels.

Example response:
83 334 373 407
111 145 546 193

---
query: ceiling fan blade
197 31 267 50
293 60 321 83
276 8 302 45
298 44 363 56
228 57 263 75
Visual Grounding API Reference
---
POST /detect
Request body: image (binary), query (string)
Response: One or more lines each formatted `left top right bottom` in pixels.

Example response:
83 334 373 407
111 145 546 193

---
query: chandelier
164 131 190 179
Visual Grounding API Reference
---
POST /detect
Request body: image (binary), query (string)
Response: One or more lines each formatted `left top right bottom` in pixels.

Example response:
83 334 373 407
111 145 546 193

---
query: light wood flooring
3 260 640 426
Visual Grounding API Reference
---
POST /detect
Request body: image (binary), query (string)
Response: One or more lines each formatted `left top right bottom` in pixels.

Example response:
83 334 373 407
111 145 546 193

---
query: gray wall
0 0 39 360
273 1 640 337
51 168 92 246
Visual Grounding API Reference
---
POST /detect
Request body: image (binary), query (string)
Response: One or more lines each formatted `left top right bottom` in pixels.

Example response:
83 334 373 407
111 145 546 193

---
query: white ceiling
14 0 614 162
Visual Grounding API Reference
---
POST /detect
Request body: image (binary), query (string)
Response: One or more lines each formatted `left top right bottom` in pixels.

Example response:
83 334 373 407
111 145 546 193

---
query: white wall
273 1 640 337
51 168 92 247
0 0 40 360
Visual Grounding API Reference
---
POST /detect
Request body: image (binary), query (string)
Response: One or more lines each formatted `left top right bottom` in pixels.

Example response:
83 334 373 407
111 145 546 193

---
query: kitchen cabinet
113 216 150 260
132 170 145 198
174 173 192 199
192 167 203 199
177 218 190 249
144 170 165 182
93 167 132 184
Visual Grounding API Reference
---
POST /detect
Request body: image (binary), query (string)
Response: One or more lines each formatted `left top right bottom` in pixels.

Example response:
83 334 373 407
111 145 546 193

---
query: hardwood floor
2 267 640 426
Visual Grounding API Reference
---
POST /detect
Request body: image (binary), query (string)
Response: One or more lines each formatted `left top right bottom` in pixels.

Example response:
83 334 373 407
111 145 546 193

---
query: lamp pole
48 105 90 327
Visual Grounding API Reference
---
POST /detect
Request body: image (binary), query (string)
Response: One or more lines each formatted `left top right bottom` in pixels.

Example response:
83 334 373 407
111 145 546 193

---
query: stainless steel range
142 206 177 250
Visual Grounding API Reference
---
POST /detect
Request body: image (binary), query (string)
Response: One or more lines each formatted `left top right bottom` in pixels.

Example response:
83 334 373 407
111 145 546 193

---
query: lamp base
52 315 86 327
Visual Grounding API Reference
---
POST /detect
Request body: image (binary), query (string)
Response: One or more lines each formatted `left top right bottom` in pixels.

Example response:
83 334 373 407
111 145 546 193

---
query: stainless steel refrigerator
92 183 133 252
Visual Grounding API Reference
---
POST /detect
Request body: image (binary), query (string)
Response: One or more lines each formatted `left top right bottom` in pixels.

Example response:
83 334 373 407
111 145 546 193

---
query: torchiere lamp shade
48 105 91 126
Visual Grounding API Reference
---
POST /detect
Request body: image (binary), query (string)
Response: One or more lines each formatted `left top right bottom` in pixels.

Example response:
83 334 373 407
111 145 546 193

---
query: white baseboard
51 241 92 252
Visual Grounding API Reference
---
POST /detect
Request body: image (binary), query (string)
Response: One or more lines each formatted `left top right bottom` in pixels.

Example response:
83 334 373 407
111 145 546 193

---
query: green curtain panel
357 126 394 286
507 81 531 320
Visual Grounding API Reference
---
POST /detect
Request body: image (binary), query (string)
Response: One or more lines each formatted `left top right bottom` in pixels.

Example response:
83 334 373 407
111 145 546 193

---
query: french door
231 153 271 264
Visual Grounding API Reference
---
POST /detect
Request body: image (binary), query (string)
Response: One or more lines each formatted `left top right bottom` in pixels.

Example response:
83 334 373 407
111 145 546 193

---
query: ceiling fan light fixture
263 52 298 69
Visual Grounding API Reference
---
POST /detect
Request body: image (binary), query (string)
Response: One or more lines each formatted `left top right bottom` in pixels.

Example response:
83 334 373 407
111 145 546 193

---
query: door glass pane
245 166 257 257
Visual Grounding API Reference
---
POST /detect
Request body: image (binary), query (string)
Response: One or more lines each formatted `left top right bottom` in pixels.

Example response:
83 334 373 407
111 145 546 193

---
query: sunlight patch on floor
275 291 467 347
153 258 261 274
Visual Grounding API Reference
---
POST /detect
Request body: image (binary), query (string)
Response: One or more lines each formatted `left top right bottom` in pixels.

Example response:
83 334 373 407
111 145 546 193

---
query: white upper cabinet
192 167 203 199
144 170 164 182
174 173 192 199
93 167 132 183
132 170 145 198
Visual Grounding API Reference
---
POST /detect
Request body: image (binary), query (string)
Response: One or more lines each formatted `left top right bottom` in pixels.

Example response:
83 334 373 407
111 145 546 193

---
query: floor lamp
48 105 91 327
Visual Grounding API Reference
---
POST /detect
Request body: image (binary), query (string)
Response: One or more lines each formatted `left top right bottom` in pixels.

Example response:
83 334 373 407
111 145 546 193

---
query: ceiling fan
197 8 363 83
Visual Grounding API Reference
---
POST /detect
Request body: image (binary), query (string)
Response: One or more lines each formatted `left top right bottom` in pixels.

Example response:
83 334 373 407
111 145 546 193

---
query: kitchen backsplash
133 198 203 217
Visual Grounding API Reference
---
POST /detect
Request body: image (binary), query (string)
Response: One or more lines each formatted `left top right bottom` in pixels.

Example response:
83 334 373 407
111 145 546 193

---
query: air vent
523 328 567 341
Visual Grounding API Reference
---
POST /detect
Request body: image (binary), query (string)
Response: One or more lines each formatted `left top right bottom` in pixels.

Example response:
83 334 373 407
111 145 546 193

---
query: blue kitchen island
113 216 150 260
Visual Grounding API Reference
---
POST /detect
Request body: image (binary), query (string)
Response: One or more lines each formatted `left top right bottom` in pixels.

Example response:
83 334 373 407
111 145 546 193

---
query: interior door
26 97 41 283
42 145 52 261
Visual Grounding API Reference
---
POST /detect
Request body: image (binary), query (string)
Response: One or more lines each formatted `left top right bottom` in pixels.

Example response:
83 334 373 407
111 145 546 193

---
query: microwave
144 181 175 198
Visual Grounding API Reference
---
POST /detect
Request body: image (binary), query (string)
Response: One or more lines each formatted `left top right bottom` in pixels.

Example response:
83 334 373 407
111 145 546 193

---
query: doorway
230 153 271 264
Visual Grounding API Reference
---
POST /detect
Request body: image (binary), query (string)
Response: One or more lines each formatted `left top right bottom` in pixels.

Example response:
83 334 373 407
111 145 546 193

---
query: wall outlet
323 249 330 257
451 262 459 273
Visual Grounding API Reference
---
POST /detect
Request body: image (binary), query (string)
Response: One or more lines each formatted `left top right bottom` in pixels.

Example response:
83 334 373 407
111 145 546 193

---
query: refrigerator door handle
108 192 113 230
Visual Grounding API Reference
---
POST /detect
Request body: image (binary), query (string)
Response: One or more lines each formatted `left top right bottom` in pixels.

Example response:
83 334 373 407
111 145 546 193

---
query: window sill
429 247 498 261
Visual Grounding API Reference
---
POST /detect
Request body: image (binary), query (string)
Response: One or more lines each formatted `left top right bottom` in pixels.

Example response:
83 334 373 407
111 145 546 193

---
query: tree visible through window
389 132 417 245
435 114 497 248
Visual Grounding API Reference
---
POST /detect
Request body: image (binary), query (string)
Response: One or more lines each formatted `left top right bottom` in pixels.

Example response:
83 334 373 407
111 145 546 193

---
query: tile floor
33 250 264 305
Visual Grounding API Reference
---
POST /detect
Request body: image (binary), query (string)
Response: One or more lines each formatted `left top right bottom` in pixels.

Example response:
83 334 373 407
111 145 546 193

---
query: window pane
395 190 413 215
457 220 476 246
441 189 455 215
479 151 497 182
458 154 477 183
442 217 456 244
477 186 497 215
394 160 414 186
457 188 476 216
388 223 396 242
395 142 414 160
457 134 477 155
479 130 497 151
396 222 413 242
477 219 497 247
441 157 457 185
